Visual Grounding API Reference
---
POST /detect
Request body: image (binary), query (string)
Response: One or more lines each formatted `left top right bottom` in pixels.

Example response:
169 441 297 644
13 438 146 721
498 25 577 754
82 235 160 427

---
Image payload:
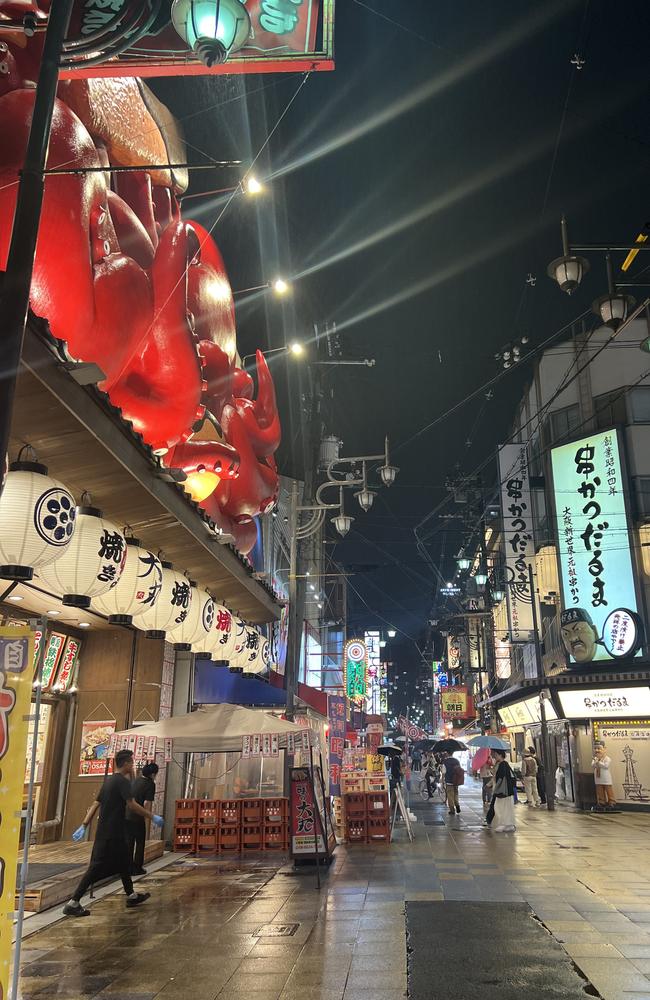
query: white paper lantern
0 460 76 581
92 538 163 624
135 562 188 639
166 578 197 650
190 589 216 657
205 603 235 661
227 616 249 672
37 505 126 608
240 626 262 674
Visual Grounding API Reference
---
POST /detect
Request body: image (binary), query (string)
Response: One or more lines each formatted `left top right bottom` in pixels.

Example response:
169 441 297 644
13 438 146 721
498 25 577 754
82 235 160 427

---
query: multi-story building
473 316 650 809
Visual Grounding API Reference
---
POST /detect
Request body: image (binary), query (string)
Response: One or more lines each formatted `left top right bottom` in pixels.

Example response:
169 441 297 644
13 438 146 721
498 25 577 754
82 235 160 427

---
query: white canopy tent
116 704 317 754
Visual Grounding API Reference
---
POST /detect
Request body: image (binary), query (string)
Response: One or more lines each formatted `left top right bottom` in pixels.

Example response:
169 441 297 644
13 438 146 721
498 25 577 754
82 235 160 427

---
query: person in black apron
127 762 159 875
63 749 163 917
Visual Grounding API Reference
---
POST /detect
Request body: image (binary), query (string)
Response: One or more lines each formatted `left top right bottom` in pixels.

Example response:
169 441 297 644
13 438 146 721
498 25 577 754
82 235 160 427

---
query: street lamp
592 254 635 331
492 587 505 603
353 462 377 512
547 216 589 295
475 571 488 586
233 278 291 298
171 0 251 67
240 343 304 368
456 550 472 571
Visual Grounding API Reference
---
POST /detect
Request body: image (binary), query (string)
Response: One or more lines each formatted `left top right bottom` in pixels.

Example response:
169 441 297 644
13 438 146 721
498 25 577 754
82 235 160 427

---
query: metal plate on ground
254 923 300 937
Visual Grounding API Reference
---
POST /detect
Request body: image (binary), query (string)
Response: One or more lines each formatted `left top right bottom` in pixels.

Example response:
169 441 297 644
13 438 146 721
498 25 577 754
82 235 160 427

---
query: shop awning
9 327 281 623
194 662 286 707
116 704 314 753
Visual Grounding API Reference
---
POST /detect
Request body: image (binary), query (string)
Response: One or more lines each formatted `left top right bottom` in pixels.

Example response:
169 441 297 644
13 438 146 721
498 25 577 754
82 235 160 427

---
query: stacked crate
241 798 263 851
196 799 220 854
342 790 390 845
173 798 290 853
174 799 198 851
332 796 344 839
219 799 241 851
263 798 288 850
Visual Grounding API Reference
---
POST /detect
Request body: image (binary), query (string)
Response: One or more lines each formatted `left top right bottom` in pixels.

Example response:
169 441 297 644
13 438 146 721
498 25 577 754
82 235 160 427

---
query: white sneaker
495 825 506 832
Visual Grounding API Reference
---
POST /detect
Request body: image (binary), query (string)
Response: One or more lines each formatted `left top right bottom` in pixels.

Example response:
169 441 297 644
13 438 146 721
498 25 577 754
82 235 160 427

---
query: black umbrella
414 739 436 752
432 738 467 754
377 744 402 757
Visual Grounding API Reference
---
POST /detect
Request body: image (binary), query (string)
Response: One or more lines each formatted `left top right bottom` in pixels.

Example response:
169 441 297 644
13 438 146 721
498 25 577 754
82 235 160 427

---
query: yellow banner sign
440 686 468 719
0 626 34 1000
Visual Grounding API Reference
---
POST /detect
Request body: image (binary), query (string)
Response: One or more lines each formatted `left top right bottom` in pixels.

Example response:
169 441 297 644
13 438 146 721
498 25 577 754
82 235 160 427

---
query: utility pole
285 479 301 720
529 563 554 811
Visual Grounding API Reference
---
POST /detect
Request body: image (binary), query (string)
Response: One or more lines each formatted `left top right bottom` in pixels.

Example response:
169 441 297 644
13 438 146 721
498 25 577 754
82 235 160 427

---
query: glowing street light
289 341 304 356
272 278 290 296
244 175 263 195
171 0 252 67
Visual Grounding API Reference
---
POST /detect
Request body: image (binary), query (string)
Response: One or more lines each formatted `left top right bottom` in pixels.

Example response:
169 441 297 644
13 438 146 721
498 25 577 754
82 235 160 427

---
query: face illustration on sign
551 429 643 663
560 607 643 663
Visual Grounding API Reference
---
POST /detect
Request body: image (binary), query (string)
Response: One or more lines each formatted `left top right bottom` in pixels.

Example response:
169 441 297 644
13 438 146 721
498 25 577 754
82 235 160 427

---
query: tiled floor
14 781 650 1000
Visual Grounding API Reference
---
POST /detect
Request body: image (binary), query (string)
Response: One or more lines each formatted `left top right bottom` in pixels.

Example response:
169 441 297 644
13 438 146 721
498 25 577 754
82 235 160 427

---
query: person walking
486 749 516 832
591 741 616 811
521 747 541 806
127 761 159 875
63 749 163 917
443 752 463 815
411 747 422 772
479 754 494 806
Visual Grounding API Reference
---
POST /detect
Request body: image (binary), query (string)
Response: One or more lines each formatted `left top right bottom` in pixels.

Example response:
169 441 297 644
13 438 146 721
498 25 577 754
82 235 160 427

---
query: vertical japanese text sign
0 626 34 999
328 695 346 796
498 443 538 642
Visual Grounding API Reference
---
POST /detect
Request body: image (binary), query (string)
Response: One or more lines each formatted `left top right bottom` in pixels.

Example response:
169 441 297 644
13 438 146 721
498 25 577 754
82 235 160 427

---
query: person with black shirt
63 749 163 917
127 761 159 875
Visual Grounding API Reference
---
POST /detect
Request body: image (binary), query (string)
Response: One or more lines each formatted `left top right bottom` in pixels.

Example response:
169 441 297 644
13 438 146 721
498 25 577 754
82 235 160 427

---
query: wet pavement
14 780 650 1000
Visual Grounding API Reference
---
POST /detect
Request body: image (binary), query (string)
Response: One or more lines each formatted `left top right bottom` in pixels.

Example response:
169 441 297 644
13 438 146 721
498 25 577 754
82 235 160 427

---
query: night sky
153 1 650 713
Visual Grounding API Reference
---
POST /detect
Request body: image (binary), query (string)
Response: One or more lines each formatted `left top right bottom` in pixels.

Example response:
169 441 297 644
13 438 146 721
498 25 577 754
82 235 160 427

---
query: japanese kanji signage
498 443 538 642
41 631 66 689
551 428 642 663
0 627 33 1000
53 636 81 691
242 733 281 758
289 767 326 856
559 686 650 718
440 686 471 720
328 694 346 796
344 639 368 704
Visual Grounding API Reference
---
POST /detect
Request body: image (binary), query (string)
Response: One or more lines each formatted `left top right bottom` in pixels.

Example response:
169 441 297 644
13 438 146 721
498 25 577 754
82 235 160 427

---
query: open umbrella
466 734 510 751
471 746 491 770
377 743 403 757
432 738 467 753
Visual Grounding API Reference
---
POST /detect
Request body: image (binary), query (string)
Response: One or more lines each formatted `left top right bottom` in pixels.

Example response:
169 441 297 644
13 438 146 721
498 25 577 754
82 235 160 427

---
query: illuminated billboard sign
498 443 538 642
344 640 368 705
551 428 643 663
559 686 650 718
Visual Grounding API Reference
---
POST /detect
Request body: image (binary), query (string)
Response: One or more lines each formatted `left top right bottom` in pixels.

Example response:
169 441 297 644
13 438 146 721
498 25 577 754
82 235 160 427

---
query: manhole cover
255 923 300 937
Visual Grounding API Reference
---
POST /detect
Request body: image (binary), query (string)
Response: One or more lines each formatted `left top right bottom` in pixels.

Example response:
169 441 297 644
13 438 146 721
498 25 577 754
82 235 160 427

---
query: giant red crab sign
0 11 280 554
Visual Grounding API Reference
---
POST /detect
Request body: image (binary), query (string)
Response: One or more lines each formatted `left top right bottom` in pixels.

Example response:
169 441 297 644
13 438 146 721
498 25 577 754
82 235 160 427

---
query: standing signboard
0 627 34 1000
289 766 333 858
551 428 644 664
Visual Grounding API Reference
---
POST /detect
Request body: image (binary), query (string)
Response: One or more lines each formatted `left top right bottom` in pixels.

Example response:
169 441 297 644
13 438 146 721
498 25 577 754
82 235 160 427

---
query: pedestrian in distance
63 749 164 917
127 761 159 875
478 754 494 806
591 741 616 811
443 752 464 815
411 747 422 772
486 749 516 832
521 747 541 806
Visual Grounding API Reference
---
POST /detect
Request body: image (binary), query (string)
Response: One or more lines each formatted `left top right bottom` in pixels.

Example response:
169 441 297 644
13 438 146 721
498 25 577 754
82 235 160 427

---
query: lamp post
284 437 398 719
170 0 251 67
547 215 643 327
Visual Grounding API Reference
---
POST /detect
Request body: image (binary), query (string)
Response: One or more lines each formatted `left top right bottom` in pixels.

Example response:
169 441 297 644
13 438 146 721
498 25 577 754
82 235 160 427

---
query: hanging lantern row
0 458 271 669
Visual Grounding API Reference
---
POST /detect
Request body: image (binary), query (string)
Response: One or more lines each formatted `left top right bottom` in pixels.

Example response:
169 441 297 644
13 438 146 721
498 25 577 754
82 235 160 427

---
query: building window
637 477 650 519
548 403 580 443
629 387 650 423
594 390 627 429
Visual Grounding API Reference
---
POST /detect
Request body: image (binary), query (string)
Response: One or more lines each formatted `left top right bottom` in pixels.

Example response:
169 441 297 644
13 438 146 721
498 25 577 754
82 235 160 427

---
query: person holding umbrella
486 748 517 832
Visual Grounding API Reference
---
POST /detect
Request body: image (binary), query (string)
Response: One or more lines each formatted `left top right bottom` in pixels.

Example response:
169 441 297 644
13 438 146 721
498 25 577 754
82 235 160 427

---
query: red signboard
60 0 334 80
53 637 82 692
289 767 331 857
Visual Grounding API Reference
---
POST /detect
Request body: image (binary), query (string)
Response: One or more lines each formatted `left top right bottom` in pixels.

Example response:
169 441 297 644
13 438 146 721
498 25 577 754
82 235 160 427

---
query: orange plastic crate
198 800 219 826
173 826 196 851
264 799 288 824
367 816 390 843
220 800 241 826
219 825 240 851
366 793 389 819
344 793 366 820
242 798 263 824
347 818 367 843
175 799 198 825
263 824 288 850
197 828 219 852
241 825 262 850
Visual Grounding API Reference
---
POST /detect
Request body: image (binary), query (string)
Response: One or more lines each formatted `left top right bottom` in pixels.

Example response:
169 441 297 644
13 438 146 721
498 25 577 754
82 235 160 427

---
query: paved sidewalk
14 781 650 1000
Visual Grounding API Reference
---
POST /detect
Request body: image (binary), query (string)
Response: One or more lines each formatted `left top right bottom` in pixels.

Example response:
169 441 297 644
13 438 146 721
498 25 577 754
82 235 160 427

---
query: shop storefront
497 693 575 804
557 685 650 810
